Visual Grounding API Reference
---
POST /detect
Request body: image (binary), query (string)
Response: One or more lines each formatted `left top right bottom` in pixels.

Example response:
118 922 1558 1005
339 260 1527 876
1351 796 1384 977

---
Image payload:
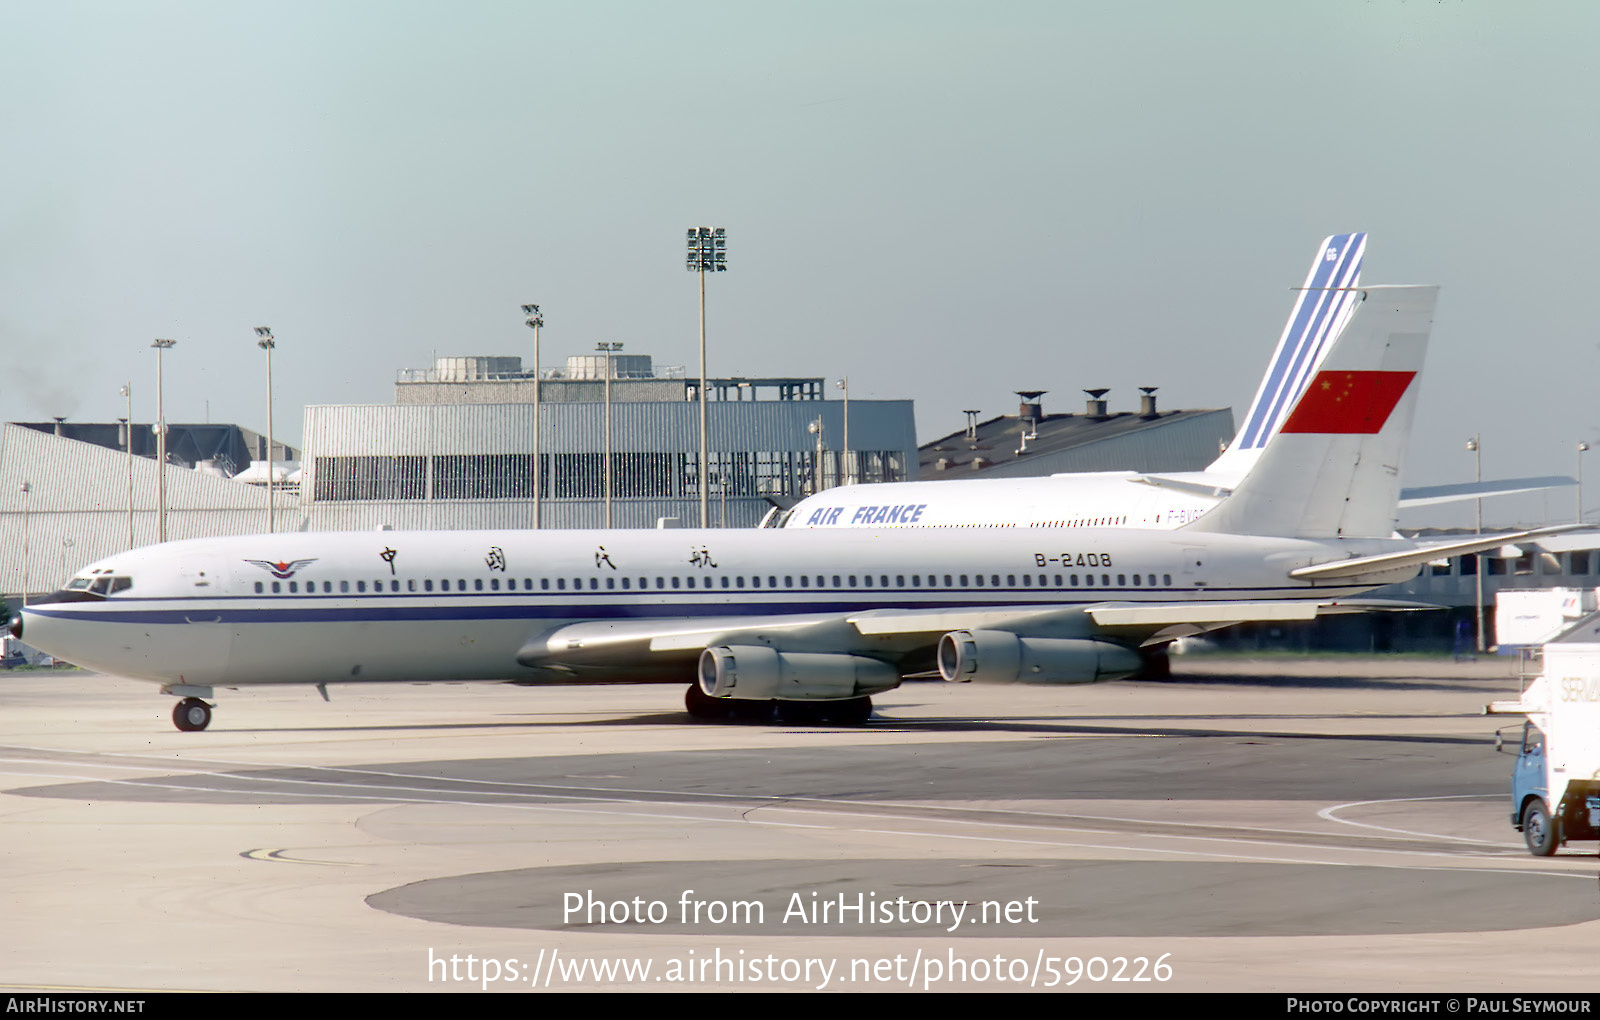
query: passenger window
800 576 810 588
357 580 367 593
542 578 551 590
424 579 434 592
606 578 615 589
254 581 264 594
1006 575 1015 586
273 581 281 593
340 580 350 593
491 578 501 590
407 579 416 592
290 581 299 593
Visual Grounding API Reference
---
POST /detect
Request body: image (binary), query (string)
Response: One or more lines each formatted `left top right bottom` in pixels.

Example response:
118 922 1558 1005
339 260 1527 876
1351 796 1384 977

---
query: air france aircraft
777 234 1565 531
11 286 1557 732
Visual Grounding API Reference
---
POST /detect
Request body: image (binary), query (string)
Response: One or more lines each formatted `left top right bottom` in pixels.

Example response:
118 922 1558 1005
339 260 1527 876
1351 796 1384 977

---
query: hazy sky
2 1 1594 527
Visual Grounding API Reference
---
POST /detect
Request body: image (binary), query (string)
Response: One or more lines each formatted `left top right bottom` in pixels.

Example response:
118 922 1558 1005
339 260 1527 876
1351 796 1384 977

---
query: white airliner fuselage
23 525 1405 690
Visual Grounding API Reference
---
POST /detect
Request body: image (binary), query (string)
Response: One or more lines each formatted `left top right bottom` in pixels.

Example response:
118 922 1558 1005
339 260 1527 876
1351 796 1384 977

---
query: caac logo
244 558 318 579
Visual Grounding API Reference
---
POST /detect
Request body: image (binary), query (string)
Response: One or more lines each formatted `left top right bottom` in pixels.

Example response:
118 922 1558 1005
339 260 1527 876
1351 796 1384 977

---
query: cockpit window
109 577 133 594
90 577 112 595
66 578 94 591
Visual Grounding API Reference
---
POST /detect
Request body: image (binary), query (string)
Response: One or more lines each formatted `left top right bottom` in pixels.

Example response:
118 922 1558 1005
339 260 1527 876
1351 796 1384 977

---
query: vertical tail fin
1185 284 1437 539
1207 233 1367 480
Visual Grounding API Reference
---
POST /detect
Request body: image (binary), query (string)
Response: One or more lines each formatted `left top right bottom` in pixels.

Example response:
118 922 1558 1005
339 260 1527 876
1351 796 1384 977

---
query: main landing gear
173 697 213 732
683 685 873 727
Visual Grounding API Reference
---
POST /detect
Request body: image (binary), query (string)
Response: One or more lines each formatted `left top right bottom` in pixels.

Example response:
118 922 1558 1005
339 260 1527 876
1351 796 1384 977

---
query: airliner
776 234 1565 531
11 285 1559 732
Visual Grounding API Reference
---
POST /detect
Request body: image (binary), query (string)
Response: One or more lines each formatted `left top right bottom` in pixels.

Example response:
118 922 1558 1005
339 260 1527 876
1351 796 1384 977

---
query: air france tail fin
1184 284 1437 539
1206 233 1367 481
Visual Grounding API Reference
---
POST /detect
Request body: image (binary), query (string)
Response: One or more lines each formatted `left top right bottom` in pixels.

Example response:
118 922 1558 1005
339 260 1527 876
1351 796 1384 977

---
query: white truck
1489 613 1600 855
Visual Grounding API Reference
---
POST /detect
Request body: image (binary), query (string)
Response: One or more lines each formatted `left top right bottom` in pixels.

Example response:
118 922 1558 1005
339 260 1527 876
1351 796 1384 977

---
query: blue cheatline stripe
1239 233 1366 449
23 587 1366 627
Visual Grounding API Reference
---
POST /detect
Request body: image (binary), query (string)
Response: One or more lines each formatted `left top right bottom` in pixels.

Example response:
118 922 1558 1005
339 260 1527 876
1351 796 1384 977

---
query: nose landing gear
173 697 213 732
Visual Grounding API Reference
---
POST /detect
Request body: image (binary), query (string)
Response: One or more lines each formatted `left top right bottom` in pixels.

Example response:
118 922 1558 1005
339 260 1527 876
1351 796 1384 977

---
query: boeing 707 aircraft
14 285 1559 732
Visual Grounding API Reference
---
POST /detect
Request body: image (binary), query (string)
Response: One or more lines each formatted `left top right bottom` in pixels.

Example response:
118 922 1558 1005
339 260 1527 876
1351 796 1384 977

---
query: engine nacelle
936 630 1141 685
698 645 901 701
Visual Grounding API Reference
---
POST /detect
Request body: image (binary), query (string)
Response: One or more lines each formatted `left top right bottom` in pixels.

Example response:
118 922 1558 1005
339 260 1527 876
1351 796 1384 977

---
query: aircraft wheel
827 696 873 727
1522 798 1560 856
684 684 731 721
173 697 213 732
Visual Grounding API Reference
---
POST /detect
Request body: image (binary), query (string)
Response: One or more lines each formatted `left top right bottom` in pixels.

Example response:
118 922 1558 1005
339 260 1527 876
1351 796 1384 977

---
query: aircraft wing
1288 524 1586 581
518 598 1438 672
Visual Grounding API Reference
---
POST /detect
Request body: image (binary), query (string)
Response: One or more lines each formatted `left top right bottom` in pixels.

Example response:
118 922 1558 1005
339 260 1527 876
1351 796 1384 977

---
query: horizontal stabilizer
1398 475 1576 508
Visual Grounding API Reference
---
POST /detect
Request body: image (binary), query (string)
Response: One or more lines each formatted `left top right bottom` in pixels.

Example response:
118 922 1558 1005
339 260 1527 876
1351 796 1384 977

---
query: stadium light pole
151 339 177 543
808 417 825 495
17 481 30 605
597 342 623 528
119 383 133 549
686 227 726 527
522 304 543 529
837 377 850 486
1578 442 1589 524
1467 435 1484 652
254 327 276 533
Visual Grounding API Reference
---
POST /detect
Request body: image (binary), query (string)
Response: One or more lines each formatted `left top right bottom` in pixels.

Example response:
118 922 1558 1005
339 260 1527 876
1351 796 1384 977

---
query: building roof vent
1139 386 1159 418
1083 388 1110 419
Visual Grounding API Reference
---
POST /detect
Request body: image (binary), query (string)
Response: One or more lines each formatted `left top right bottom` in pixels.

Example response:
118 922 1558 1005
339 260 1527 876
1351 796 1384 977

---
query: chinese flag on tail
1279 370 1415 434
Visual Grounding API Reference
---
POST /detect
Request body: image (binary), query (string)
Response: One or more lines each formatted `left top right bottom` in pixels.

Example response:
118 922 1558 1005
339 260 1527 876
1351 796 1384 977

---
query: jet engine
936 629 1141 685
698 645 901 701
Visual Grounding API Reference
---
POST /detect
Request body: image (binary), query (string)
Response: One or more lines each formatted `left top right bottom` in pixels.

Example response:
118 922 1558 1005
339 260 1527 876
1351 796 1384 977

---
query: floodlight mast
150 339 177 543
686 227 726 527
597 342 623 528
254 327 276 534
522 304 543 529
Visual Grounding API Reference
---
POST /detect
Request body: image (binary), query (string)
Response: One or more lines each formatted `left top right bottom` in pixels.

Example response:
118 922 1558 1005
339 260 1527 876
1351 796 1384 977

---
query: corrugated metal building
301 397 918 531
0 423 299 595
917 390 1233 479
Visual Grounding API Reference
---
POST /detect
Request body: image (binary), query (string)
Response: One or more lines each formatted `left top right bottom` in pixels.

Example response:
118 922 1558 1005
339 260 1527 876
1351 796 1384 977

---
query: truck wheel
1522 798 1560 856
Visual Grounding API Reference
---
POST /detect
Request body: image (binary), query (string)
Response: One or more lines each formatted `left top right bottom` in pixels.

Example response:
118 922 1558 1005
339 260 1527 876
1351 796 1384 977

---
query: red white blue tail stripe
1232 233 1366 451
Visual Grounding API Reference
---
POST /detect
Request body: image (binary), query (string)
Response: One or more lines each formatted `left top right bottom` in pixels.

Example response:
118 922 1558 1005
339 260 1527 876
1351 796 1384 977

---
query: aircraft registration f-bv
10 285 1549 732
